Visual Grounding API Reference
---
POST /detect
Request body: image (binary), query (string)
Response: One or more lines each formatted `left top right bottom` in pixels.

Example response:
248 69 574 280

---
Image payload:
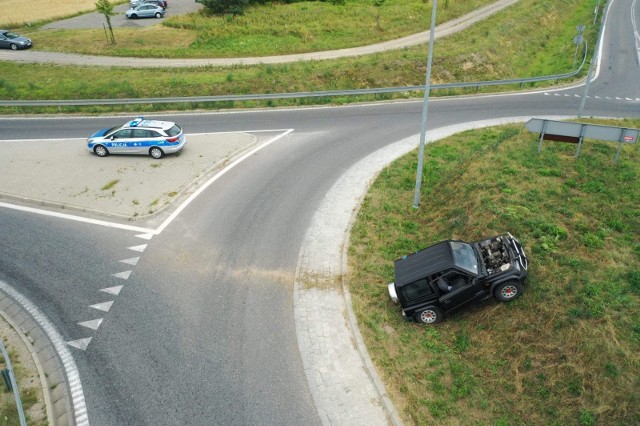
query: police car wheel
150 147 164 159
94 145 109 157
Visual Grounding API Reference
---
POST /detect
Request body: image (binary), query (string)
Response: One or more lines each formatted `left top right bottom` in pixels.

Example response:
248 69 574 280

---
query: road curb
0 290 73 426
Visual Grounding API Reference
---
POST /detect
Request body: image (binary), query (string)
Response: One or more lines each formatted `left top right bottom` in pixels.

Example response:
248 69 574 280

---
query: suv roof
393 241 454 287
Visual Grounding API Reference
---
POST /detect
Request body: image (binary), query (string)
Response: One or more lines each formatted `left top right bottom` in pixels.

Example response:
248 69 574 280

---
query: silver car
0 30 33 50
125 3 165 19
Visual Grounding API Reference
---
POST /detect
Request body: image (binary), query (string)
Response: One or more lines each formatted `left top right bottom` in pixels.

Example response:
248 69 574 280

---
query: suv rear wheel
494 280 523 302
415 307 442 325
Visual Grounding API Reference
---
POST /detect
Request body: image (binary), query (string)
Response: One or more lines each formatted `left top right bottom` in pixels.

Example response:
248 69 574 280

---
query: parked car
125 3 165 19
130 0 167 8
0 30 33 50
87 117 186 159
387 233 528 324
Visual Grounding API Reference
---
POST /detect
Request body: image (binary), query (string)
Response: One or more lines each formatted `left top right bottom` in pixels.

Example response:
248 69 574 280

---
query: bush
196 0 249 15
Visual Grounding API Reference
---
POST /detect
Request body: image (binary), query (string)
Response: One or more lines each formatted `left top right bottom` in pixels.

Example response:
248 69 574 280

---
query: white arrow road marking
67 338 92 351
135 233 153 240
119 257 140 266
90 301 114 312
78 319 103 330
111 270 132 280
128 244 147 252
100 285 123 296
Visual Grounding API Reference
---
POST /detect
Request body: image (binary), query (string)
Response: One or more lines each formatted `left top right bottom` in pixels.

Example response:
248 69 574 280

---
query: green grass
0 0 599 113
347 118 640 425
28 0 491 57
100 179 119 190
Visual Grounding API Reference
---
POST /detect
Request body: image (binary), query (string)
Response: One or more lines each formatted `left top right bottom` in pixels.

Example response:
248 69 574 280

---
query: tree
96 0 116 44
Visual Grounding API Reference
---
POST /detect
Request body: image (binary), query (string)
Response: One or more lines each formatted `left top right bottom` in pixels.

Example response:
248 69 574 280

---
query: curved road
1 0 640 425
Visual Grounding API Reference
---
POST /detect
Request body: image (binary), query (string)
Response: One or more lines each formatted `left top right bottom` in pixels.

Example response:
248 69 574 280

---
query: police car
87 117 186 159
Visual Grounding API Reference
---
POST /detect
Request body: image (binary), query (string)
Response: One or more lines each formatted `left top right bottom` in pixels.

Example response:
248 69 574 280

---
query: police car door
109 129 133 153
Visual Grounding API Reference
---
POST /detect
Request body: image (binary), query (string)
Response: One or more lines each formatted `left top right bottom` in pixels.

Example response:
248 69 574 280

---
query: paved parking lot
43 0 203 30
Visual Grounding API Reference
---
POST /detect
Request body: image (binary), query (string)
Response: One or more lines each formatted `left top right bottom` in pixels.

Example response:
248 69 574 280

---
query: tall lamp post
413 0 438 208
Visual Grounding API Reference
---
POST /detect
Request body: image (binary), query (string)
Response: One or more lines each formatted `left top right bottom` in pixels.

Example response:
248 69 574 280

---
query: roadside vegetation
9 0 489 57
0 0 598 114
348 118 640 425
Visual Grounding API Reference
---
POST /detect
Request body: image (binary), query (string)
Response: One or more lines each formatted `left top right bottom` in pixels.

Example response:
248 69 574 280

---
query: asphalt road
1 0 640 425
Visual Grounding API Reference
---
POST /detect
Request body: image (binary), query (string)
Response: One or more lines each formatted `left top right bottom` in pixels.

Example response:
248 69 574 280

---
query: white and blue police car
87 117 186 159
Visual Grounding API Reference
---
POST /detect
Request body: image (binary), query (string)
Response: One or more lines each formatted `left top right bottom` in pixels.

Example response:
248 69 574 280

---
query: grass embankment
24 0 489 57
0 0 598 114
348 119 640 425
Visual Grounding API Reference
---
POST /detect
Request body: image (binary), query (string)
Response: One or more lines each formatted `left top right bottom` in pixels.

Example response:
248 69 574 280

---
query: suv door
437 271 485 313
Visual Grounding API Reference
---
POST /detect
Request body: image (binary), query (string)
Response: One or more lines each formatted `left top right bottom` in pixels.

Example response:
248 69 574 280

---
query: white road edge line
0 279 90 426
0 202 155 234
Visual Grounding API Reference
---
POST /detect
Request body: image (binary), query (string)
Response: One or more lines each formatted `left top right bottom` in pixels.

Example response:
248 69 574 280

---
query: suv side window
401 279 434 302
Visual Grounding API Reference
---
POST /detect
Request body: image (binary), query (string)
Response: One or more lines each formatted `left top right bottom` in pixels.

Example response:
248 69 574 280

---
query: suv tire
415 307 443 325
494 280 523 302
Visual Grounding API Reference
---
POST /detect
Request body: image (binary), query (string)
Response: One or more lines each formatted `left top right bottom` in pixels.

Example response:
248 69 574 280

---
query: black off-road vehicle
387 233 528 324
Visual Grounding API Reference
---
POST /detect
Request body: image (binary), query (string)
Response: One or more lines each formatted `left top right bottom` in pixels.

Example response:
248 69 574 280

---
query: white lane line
0 279 90 425
111 270 132 280
78 319 103 330
67 338 92 351
135 233 154 240
0 202 155 234
89 301 113 312
119 257 140 266
128 244 147 252
100 285 123 295
154 129 294 235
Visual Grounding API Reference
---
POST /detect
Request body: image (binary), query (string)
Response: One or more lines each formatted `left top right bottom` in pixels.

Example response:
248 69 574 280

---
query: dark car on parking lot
0 30 33 50
387 233 528 324
130 0 167 8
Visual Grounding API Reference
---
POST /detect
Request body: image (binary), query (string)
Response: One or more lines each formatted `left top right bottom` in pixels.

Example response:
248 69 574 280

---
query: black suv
387 233 528 324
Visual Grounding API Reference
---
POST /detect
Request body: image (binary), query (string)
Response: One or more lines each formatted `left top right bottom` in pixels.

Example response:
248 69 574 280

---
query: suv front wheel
415 307 443 325
494 280 523 302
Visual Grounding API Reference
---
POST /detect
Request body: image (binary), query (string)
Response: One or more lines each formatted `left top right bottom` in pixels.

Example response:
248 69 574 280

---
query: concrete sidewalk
0 133 257 224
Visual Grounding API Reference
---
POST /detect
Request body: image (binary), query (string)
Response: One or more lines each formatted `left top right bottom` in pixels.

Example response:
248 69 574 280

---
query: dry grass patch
1 0 120 27
35 27 196 55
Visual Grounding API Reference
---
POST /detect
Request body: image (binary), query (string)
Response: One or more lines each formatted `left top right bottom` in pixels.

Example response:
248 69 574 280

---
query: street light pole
413 0 438 208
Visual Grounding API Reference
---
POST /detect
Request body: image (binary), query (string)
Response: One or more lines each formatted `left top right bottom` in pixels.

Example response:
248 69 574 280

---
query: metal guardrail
0 44 588 108
1 340 27 426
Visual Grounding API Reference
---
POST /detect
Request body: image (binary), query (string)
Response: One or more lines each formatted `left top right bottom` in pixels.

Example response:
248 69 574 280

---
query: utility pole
413 0 438 208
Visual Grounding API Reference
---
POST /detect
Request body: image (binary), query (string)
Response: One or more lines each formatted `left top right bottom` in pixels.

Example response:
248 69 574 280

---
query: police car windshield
450 242 478 275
